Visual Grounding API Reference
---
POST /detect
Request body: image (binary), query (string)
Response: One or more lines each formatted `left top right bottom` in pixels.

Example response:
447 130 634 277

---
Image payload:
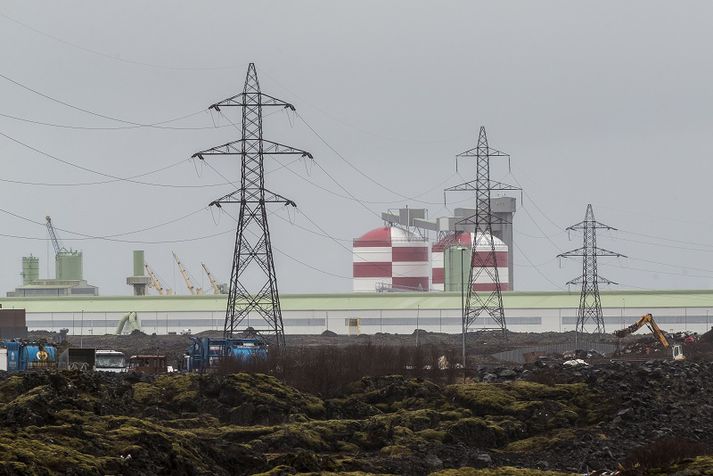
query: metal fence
493 340 618 364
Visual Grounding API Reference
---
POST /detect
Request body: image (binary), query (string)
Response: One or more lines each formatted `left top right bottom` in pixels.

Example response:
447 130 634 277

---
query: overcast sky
1 1 713 296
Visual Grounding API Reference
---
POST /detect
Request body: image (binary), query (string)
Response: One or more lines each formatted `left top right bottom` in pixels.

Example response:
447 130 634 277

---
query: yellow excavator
614 313 685 361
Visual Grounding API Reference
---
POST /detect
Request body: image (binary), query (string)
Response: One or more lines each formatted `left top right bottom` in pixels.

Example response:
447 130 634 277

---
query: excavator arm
615 313 670 349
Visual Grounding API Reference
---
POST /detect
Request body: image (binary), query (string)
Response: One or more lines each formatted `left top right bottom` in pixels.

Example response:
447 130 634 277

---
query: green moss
652 455 713 475
336 440 360 453
504 429 577 453
380 444 413 457
447 383 517 415
444 417 508 448
131 382 159 404
416 428 446 442
0 375 25 403
429 467 577 476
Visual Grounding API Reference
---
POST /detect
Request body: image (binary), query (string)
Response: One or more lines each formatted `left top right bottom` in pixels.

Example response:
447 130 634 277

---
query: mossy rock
417 428 446 442
444 417 508 448
429 467 577 475
503 428 577 453
380 444 413 457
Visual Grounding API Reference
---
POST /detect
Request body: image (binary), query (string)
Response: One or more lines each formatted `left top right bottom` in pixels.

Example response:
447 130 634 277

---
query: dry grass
214 344 462 396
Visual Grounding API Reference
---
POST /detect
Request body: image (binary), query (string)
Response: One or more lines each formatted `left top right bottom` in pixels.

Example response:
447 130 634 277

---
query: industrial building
7 217 99 297
7 254 98 297
353 198 515 293
1 289 712 336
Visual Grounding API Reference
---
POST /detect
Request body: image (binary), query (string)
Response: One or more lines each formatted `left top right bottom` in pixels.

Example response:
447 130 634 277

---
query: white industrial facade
1 290 712 336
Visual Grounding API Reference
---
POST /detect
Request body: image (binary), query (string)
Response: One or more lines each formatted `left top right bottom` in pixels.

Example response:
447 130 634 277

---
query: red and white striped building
352 227 431 292
431 231 509 292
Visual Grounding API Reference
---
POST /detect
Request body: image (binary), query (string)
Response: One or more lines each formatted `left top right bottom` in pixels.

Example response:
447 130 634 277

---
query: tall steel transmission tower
192 63 312 348
558 204 625 334
445 126 520 335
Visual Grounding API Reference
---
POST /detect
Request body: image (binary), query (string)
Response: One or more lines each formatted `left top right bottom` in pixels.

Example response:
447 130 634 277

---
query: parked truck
184 337 268 371
58 348 96 371
95 350 127 372
128 355 168 374
0 341 57 371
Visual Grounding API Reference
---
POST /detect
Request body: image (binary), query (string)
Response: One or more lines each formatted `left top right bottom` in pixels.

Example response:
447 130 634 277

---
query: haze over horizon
1 1 712 296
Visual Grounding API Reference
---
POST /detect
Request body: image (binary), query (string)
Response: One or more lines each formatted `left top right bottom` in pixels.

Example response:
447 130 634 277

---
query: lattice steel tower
445 126 520 335
192 63 312 347
558 204 625 334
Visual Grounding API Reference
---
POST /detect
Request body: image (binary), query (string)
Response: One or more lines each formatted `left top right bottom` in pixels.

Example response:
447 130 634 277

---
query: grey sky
1 1 712 296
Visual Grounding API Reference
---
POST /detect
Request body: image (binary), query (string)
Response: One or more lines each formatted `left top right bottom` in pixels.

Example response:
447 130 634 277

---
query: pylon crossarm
454 213 511 227
192 139 246 158
592 247 626 258
209 92 295 111
566 221 618 231
456 146 510 158
557 247 586 258
262 140 313 157
193 139 312 159
209 188 295 207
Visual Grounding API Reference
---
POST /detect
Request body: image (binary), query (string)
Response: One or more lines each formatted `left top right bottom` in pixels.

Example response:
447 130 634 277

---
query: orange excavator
614 313 685 361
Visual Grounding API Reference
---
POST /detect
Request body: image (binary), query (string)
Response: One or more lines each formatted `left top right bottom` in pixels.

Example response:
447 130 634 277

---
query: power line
219 207 351 280
0 205 233 244
0 10 242 72
0 71 211 128
513 242 565 290
296 112 458 205
0 129 235 189
0 110 235 131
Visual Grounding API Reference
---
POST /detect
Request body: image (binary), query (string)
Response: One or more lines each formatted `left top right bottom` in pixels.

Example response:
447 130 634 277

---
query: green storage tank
444 246 471 293
56 251 83 281
21 255 40 285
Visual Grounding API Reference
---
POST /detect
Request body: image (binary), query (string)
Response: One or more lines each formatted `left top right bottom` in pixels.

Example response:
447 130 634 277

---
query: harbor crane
145 263 172 296
201 263 228 294
45 216 66 254
172 252 203 295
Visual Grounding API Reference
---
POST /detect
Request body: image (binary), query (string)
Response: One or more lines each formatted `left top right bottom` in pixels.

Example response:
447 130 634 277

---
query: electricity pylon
192 63 312 348
558 204 625 334
445 126 520 335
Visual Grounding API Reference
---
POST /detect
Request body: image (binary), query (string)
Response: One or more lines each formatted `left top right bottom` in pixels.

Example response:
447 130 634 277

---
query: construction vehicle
201 263 229 294
58 348 96 371
614 313 685 361
172 252 203 295
0 341 58 371
95 350 127 372
184 337 268 371
145 263 173 296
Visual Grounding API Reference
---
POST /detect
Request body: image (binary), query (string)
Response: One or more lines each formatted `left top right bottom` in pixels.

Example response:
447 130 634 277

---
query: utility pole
558 204 625 334
445 126 520 336
192 63 312 348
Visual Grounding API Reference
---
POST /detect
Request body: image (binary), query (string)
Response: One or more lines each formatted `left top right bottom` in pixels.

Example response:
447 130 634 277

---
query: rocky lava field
1 356 712 475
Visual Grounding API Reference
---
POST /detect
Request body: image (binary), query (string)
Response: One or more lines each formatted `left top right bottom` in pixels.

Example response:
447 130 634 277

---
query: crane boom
172 252 202 295
145 263 172 296
615 313 670 349
45 216 65 254
201 263 222 294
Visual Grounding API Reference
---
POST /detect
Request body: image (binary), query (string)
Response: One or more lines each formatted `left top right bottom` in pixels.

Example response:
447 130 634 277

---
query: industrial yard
2 330 713 475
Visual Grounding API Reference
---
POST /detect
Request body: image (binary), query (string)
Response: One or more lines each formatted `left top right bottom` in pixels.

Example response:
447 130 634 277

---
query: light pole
459 247 467 382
